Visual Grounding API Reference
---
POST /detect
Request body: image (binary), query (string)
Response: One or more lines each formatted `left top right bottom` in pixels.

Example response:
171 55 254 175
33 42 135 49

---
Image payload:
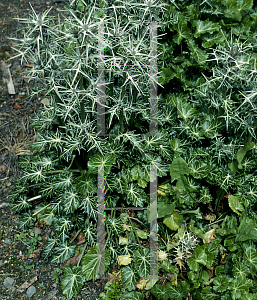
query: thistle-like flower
173 231 199 271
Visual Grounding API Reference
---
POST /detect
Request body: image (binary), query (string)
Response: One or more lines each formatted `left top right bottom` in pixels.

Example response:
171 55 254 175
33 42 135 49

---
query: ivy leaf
193 20 221 38
121 266 138 291
51 240 77 264
81 244 111 281
202 31 225 48
228 194 244 215
61 265 85 300
82 222 97 247
36 205 57 226
41 236 58 260
133 248 150 278
159 67 176 85
187 245 214 272
163 211 184 231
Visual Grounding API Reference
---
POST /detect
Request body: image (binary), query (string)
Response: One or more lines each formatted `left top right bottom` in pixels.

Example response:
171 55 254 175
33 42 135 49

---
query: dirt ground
0 0 108 299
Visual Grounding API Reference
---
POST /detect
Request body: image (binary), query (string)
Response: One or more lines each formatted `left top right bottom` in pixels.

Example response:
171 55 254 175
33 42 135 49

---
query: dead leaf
203 213 216 222
203 228 216 244
117 254 131 266
25 64 33 68
63 254 82 267
135 278 147 290
0 164 7 173
5 182 11 187
14 103 22 110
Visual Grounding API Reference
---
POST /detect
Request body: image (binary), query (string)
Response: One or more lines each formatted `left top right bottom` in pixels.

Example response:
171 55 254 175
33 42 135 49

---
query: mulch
0 0 109 299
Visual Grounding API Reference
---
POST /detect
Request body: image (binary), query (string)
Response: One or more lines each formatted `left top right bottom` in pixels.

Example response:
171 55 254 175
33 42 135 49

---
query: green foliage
6 0 257 299
99 280 125 300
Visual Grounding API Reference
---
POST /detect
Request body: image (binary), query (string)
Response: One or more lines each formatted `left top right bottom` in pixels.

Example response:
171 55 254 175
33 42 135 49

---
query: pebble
3 238 12 245
27 285 37 298
33 226 41 235
3 277 15 289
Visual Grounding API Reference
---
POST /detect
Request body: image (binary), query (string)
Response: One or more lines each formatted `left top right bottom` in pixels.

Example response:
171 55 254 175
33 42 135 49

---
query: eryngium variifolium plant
6 0 176 298
6 0 257 298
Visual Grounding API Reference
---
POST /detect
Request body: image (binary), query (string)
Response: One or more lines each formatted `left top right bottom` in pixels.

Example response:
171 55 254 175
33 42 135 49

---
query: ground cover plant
6 0 257 299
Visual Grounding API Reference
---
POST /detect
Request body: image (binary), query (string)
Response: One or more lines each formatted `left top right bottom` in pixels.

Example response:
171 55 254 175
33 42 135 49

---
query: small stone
0 202 9 208
33 227 41 235
3 277 15 289
3 238 12 245
27 285 37 298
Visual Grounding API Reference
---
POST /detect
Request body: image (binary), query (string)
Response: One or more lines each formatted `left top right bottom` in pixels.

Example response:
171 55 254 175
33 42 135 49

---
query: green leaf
236 140 255 169
150 283 171 300
121 266 138 292
122 291 145 299
41 236 59 260
176 97 199 121
125 183 148 207
232 262 250 279
61 190 81 214
61 265 85 300
213 275 229 292
10 195 32 213
229 277 252 299
88 153 116 175
243 245 257 269
228 194 244 215
170 157 190 183
173 16 192 45
51 240 77 264
187 39 209 64
36 205 57 226
136 229 148 239
159 67 176 85
193 20 221 38
133 248 150 278
17 211 37 230
163 211 184 231
75 170 97 195
236 217 257 242
158 201 175 218
81 244 111 281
